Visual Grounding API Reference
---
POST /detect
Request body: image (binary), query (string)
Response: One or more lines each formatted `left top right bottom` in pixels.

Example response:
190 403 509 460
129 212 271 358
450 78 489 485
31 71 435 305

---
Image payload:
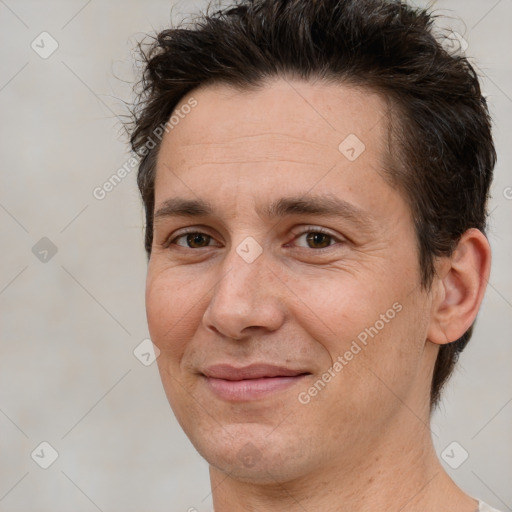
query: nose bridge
202 237 284 338
214 238 267 310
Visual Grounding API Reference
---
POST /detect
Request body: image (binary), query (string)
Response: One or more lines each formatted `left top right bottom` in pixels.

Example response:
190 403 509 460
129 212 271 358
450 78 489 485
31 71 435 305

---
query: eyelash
165 226 344 250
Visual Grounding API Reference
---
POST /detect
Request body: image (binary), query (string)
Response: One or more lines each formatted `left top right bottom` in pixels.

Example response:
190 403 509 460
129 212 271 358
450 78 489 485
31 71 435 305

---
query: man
128 0 500 510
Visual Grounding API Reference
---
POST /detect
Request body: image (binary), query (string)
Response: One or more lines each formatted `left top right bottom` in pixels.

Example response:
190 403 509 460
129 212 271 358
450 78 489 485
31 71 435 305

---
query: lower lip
204 375 309 401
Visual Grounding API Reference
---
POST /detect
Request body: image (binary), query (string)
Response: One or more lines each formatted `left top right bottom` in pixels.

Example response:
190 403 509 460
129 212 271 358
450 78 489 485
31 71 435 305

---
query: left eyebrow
256 194 377 233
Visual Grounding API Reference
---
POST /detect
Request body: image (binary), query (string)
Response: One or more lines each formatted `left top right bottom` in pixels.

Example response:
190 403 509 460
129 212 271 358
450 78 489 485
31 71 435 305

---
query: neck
209 409 478 512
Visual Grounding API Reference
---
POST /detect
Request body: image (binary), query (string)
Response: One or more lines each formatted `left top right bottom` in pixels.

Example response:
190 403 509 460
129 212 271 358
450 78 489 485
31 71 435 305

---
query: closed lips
202 364 311 380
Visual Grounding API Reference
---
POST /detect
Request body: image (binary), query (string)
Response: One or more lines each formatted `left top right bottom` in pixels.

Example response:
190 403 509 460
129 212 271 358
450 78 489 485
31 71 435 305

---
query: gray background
0 1 510 511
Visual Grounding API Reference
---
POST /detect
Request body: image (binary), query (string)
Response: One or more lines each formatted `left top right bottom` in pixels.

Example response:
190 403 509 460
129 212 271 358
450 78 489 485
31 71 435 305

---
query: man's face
146 79 437 482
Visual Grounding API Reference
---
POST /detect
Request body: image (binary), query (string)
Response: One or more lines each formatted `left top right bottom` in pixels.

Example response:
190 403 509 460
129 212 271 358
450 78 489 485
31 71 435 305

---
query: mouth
201 363 312 401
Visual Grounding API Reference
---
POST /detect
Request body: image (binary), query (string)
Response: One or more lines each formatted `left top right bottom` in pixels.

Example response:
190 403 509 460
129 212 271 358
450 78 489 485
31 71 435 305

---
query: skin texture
146 78 491 511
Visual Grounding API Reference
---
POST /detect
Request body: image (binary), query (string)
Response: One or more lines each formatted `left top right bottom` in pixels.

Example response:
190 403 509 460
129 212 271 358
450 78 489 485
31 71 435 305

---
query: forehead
155 78 390 178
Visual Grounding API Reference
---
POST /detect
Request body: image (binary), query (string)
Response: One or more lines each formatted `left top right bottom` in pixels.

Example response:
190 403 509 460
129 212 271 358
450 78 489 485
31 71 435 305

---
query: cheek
145 267 203 357
286 272 395 352
287 268 426 393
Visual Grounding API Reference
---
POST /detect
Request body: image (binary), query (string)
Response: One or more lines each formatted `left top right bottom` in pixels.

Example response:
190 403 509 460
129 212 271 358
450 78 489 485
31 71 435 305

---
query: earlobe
427 228 491 346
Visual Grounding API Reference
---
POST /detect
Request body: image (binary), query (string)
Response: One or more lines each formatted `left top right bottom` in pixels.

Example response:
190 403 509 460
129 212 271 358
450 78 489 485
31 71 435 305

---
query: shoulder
477 500 504 512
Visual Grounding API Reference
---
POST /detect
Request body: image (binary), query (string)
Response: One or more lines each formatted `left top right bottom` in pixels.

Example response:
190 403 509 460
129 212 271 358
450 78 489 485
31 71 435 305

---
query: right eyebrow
153 198 214 222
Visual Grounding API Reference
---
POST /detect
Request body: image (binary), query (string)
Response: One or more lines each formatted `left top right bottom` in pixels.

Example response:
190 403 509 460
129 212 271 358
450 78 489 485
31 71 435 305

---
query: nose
202 244 286 340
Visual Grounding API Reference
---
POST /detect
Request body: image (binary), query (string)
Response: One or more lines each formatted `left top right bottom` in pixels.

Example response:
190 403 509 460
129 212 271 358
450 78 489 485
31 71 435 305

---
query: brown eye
186 233 211 248
172 232 213 248
292 228 340 249
305 232 333 249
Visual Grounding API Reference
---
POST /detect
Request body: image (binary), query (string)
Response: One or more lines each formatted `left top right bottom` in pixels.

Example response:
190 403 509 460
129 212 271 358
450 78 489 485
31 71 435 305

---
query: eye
169 231 218 249
292 228 343 249
164 227 344 251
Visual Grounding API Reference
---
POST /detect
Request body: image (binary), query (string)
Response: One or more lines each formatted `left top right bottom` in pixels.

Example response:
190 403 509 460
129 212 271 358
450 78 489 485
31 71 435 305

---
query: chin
191 423 315 484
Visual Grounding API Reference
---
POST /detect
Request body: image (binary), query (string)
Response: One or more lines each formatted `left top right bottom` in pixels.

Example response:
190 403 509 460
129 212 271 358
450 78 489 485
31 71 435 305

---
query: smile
201 364 311 401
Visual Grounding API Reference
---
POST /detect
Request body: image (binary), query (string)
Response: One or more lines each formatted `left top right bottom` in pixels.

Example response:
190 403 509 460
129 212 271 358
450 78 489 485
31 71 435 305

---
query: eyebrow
153 195 376 231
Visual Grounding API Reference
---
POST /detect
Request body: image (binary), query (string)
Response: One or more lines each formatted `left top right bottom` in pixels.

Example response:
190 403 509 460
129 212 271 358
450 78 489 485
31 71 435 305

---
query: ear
427 228 492 346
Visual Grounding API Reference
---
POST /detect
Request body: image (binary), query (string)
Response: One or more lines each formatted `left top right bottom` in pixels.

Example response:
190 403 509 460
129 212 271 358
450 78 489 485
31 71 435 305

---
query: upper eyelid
291 225 341 238
166 229 220 247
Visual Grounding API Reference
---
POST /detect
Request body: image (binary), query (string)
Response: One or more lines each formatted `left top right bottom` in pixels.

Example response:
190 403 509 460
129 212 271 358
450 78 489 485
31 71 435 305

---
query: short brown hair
128 0 496 408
